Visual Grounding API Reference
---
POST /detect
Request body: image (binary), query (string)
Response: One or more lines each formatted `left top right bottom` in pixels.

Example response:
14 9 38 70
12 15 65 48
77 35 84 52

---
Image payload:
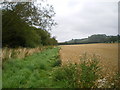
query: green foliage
2 14 41 48
2 2 56 30
79 54 101 88
53 64 78 88
53 59 61 67
53 53 101 88
59 34 119 45
2 2 57 48
3 47 60 88
3 47 117 88
34 27 58 46
88 34 107 43
52 54 61 67
39 63 46 70
109 73 120 88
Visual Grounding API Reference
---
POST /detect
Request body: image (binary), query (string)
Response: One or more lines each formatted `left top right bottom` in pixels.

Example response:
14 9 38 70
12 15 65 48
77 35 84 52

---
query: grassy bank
3 47 61 88
2 46 44 62
2 46 120 88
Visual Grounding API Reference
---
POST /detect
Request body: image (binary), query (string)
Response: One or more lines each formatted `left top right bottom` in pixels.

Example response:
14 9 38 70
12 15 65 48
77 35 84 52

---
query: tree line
2 2 57 48
59 34 120 45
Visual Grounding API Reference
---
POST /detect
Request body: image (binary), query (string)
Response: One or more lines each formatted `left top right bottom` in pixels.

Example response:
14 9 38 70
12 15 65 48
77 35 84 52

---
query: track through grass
3 45 119 88
3 47 60 88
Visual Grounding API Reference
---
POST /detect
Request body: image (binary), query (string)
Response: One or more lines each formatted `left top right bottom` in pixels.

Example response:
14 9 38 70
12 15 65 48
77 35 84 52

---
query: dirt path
59 43 118 76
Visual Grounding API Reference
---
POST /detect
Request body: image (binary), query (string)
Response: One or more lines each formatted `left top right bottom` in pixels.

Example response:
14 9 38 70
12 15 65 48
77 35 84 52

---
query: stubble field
60 43 118 77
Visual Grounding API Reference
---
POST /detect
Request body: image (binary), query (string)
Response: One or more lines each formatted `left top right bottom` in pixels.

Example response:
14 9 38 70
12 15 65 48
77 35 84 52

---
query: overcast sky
44 0 119 42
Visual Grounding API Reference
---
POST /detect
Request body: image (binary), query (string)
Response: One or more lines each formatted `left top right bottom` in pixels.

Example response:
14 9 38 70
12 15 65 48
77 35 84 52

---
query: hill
59 34 120 45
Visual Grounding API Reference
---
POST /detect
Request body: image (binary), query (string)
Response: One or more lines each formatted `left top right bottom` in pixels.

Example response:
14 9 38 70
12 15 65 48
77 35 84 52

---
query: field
60 43 118 77
2 44 119 88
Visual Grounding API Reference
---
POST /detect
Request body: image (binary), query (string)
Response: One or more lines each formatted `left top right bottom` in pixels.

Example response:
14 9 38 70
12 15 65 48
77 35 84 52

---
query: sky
42 0 119 42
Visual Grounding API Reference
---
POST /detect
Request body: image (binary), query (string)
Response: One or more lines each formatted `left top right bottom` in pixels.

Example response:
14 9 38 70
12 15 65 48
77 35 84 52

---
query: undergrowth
2 46 119 88
3 47 60 88
2 46 55 62
53 53 101 88
53 53 120 88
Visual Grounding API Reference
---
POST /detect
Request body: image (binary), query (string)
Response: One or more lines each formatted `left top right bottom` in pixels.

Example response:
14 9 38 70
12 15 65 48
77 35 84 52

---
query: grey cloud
50 1 118 42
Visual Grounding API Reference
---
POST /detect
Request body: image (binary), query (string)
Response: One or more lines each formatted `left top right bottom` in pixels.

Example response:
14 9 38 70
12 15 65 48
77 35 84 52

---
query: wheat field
59 43 118 77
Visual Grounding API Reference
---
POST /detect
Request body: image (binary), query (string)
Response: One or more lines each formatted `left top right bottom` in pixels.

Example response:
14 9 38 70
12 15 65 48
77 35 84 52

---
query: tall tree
2 1 56 30
2 1 57 47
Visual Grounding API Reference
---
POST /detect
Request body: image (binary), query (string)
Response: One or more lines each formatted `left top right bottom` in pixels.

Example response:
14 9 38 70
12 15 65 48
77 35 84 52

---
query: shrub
53 53 101 88
53 59 61 67
112 73 120 88
79 53 101 88
53 64 77 88
39 63 46 70
105 73 120 88
52 54 61 67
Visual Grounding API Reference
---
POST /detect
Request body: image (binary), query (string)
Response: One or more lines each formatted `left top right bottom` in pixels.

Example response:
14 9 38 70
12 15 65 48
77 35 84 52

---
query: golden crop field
59 43 118 77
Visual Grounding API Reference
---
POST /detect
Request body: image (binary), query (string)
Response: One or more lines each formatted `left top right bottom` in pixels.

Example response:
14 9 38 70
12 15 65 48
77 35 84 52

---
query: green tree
2 2 57 47
2 12 40 47
88 34 107 43
108 36 118 43
2 2 56 30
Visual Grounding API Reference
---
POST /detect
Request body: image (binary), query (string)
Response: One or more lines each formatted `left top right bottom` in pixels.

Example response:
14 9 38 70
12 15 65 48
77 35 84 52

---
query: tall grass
3 47 60 88
2 46 46 61
53 53 120 88
2 46 119 88
53 53 101 88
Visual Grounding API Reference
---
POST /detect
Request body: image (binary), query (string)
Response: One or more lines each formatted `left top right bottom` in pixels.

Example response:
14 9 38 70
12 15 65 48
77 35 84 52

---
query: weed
39 63 46 70
52 55 61 67
79 53 101 88
2 46 44 61
3 47 59 88
53 64 78 88
53 53 101 88
53 59 61 67
105 73 120 88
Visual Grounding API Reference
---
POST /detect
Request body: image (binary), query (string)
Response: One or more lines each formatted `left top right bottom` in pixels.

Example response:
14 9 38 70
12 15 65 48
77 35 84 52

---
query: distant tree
32 27 57 46
50 37 58 45
74 39 77 44
118 34 120 43
61 34 119 45
108 36 118 43
88 34 107 43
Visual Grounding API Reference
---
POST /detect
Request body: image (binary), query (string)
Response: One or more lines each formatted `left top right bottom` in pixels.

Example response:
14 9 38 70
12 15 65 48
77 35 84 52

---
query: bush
112 73 120 88
79 53 101 88
105 73 120 88
39 63 46 70
52 54 61 67
53 59 61 67
53 53 101 88
53 64 77 88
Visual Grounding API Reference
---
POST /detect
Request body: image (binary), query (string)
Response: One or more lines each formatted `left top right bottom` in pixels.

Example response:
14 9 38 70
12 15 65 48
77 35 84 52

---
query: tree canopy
2 1 58 48
2 2 56 30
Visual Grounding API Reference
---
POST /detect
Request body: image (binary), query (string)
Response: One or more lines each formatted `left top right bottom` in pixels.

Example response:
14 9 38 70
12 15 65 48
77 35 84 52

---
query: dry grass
2 46 45 61
59 43 118 77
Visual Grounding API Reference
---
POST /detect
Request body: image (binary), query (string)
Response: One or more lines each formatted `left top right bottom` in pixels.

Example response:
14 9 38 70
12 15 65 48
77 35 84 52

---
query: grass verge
53 53 120 88
3 47 60 88
3 47 119 88
53 53 101 88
